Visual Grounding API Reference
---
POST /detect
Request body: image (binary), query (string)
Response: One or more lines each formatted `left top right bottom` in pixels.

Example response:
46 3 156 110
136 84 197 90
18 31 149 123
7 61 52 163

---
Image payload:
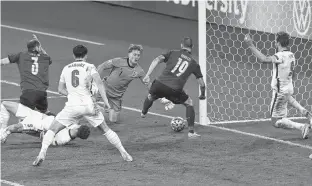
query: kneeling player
0 101 90 145
245 32 312 139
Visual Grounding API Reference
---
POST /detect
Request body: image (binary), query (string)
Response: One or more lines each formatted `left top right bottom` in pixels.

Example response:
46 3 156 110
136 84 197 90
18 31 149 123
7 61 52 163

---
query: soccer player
96 44 149 123
141 37 206 138
1 34 54 121
244 32 312 139
33 45 132 166
0 101 90 145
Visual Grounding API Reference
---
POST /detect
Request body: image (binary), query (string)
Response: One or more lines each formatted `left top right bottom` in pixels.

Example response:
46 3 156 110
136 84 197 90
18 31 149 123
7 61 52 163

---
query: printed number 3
171 58 189 77
31 57 39 75
71 70 80 87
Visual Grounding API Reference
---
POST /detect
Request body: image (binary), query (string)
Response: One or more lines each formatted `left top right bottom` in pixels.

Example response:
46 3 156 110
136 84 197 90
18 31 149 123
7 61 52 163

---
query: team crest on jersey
131 71 138 77
293 0 311 36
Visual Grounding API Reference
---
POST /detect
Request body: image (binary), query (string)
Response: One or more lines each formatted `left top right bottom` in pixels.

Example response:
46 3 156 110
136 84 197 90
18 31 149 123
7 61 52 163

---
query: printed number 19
31 57 39 75
71 70 80 87
171 58 189 77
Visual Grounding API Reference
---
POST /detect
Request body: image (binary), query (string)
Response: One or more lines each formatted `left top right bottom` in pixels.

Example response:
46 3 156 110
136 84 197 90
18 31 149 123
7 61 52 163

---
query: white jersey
60 61 98 106
271 51 296 92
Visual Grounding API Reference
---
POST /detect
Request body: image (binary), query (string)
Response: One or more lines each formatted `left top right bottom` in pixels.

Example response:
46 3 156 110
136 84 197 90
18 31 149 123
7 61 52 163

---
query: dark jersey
8 51 52 92
157 49 203 90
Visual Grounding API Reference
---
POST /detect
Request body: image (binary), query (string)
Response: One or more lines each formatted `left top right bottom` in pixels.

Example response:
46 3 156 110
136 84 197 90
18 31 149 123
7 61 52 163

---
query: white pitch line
1 24 105 46
0 179 24 186
2 79 312 151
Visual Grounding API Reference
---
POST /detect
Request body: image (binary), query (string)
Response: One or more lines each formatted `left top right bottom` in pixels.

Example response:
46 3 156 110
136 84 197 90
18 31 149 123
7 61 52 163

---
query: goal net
199 0 312 123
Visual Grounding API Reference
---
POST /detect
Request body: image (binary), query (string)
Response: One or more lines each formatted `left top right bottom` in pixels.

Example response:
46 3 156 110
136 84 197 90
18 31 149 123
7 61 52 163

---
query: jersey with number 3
59 61 98 106
8 51 52 92
271 51 296 92
157 49 203 90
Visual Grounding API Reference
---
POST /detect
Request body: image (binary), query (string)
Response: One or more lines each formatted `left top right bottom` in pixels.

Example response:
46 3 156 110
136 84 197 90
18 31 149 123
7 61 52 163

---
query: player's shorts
96 79 123 111
20 89 48 113
16 103 54 132
55 103 104 128
270 90 292 118
149 80 189 104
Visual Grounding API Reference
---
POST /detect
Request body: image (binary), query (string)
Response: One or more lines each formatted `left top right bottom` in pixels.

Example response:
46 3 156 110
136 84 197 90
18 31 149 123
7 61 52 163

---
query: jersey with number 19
157 49 203 91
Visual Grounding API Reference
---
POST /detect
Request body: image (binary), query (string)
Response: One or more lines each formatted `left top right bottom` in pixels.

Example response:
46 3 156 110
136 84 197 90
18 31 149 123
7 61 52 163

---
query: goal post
198 0 312 124
198 0 209 125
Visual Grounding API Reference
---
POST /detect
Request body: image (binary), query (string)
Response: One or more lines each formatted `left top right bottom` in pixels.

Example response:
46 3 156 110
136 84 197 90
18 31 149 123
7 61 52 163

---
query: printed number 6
31 57 39 75
71 70 80 87
171 58 189 77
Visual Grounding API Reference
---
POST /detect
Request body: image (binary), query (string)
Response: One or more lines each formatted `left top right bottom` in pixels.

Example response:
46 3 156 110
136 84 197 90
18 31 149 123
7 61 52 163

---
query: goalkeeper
97 44 174 123
245 32 312 139
0 101 90 145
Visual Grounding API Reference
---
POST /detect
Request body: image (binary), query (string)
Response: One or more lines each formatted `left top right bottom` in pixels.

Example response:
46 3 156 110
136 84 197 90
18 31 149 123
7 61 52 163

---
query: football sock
278 118 304 130
40 130 56 153
186 105 195 133
104 129 126 153
0 103 10 128
142 97 154 115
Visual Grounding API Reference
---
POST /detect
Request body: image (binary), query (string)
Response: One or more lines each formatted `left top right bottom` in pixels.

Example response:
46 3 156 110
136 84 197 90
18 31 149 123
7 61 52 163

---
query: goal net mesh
205 0 312 122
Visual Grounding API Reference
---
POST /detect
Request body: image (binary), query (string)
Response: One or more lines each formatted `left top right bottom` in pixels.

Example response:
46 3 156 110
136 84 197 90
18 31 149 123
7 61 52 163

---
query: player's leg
1 102 11 128
271 92 309 138
1 101 32 128
33 106 76 166
141 80 161 117
108 97 122 123
84 107 133 162
288 96 312 124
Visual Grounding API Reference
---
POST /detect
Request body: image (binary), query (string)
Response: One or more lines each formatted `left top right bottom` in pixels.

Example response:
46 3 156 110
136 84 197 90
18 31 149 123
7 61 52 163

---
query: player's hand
244 34 253 47
199 95 206 100
142 75 150 84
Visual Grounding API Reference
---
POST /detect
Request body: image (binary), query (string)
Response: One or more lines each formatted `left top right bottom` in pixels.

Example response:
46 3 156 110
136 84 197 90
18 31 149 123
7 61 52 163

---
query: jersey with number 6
59 61 98 106
271 50 296 92
8 51 52 92
157 49 203 90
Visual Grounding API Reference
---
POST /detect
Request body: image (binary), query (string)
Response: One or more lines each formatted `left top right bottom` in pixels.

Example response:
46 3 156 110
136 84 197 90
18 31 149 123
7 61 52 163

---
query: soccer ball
170 117 186 132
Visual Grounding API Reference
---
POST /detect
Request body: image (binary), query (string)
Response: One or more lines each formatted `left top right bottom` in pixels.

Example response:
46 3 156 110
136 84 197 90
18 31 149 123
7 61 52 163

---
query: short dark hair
181 37 193 48
128 44 143 53
73 45 88 58
77 125 90 140
27 39 40 52
276 32 290 47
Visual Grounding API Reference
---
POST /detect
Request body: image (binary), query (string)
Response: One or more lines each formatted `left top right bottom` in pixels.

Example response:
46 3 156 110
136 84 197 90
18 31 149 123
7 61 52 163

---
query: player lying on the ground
245 32 312 139
33 45 132 167
141 37 206 139
96 44 150 123
0 101 90 145
1 34 54 120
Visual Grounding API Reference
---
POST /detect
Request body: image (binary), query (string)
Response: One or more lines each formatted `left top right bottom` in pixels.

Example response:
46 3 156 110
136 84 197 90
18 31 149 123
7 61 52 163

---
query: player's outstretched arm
58 82 68 96
1 58 10 66
32 34 48 55
198 78 206 100
146 55 165 76
244 34 281 64
92 72 111 109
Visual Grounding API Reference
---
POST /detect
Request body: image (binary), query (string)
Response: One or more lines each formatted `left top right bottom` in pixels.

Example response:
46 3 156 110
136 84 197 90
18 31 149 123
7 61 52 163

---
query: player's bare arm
0 57 10 66
197 78 206 100
58 81 68 96
92 72 111 109
32 34 48 55
244 34 282 64
143 55 165 83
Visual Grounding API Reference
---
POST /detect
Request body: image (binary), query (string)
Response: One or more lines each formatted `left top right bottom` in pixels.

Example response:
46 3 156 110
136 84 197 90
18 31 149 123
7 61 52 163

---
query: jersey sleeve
52 128 72 146
162 50 172 63
7 52 21 63
193 64 203 79
88 64 98 76
272 53 283 63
